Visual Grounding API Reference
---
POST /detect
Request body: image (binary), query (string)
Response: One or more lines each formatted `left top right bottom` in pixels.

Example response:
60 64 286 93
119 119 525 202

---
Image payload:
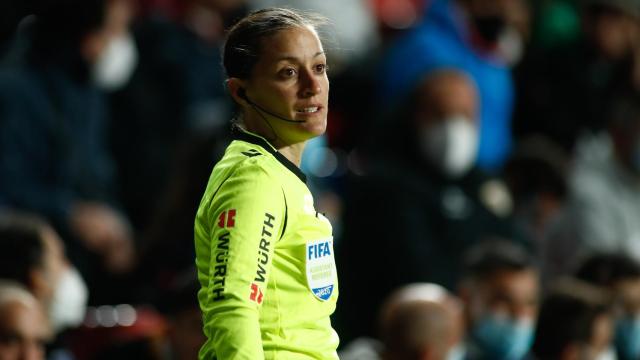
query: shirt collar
231 125 307 184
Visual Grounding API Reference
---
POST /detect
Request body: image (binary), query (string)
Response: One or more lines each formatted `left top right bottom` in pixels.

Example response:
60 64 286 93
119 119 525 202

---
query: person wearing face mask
106 0 246 237
502 137 575 285
377 0 529 171
0 0 137 304
532 278 616 360
336 69 527 345
566 92 640 265
0 213 88 359
458 240 539 360
576 254 640 360
90 0 138 92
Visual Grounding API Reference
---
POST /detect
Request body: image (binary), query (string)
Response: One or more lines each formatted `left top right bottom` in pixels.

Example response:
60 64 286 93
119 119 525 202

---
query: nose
299 68 322 98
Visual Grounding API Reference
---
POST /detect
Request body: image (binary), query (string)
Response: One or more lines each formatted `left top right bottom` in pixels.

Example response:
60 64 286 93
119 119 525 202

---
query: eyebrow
276 51 325 62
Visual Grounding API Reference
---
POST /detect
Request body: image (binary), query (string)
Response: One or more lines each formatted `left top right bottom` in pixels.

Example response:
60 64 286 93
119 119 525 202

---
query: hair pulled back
223 8 326 79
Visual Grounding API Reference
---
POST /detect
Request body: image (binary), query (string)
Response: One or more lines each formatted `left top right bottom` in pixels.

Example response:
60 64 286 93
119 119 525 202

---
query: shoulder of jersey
223 140 284 177
224 141 275 171
240 148 262 158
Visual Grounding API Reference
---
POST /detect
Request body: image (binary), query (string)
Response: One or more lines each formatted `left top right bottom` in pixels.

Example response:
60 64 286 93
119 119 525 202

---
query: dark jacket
0 60 115 231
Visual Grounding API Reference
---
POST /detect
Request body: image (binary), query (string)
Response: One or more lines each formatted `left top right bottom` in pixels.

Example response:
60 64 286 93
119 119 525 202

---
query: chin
302 117 327 137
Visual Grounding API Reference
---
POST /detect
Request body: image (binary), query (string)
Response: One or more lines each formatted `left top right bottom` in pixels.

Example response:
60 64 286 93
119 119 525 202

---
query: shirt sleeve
200 162 285 359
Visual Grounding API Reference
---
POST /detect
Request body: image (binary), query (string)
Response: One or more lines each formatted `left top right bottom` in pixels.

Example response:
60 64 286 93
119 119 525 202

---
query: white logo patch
306 237 336 301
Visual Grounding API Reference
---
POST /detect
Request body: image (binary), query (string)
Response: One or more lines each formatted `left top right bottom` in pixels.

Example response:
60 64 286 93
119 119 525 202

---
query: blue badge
306 238 336 301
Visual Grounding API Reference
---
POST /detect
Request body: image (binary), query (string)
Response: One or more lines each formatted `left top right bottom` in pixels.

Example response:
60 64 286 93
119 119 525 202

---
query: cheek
273 87 298 106
323 78 330 99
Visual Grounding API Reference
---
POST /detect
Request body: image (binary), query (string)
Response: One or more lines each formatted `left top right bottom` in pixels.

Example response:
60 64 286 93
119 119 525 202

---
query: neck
239 122 307 167
278 142 306 167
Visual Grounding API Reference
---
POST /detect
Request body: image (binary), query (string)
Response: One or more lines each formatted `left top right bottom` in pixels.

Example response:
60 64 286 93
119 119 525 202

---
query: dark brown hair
0 212 49 287
223 8 326 79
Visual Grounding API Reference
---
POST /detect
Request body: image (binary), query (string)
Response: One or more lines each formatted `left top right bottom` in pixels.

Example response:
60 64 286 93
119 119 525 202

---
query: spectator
502 136 573 283
458 240 539 360
532 278 615 360
514 0 640 151
340 283 465 360
107 0 247 232
0 280 52 360
378 0 529 170
0 0 136 300
107 0 247 298
576 254 640 360
0 212 88 334
337 69 525 344
568 93 640 262
380 283 466 360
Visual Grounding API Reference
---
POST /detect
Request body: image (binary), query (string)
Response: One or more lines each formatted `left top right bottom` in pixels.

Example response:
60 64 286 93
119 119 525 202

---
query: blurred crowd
2 0 640 359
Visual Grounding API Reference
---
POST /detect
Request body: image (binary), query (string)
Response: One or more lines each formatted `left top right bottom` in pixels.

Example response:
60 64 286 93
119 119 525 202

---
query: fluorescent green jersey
194 127 339 359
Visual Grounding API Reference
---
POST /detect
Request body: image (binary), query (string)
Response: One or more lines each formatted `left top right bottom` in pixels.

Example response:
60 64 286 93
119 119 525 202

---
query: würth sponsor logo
218 209 236 228
211 231 230 301
249 283 264 304
254 213 275 283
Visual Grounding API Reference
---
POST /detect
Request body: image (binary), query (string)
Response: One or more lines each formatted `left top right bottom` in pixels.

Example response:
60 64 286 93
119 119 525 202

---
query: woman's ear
227 78 248 106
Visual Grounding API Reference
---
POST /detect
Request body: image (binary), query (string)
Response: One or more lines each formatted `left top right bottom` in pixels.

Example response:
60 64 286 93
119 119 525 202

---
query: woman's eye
280 68 297 78
314 64 327 74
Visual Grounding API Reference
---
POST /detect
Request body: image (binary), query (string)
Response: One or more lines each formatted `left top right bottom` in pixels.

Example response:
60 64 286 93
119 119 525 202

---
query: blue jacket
378 0 514 171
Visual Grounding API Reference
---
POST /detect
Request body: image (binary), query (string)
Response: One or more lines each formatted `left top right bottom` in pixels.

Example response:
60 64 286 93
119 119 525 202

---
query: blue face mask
470 314 534 360
615 315 640 360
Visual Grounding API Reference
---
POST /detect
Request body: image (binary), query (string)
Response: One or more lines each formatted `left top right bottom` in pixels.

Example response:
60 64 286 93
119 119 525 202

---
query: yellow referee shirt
194 126 339 359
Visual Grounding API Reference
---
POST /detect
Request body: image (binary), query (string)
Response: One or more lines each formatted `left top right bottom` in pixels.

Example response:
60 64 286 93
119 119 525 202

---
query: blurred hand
69 202 136 273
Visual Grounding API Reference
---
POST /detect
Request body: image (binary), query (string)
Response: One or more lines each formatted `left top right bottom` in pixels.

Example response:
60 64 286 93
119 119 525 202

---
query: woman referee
194 8 339 359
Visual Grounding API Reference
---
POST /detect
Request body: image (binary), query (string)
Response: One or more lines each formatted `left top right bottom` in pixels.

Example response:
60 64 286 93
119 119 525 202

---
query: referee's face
242 25 329 146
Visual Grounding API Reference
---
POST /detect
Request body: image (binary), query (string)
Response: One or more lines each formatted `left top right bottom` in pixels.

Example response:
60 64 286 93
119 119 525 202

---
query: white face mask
445 344 466 360
49 267 89 333
594 347 617 360
93 32 138 91
421 115 478 178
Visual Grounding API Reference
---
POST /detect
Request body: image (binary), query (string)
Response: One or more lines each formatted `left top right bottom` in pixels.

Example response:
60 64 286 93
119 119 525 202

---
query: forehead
482 269 538 294
256 26 324 63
